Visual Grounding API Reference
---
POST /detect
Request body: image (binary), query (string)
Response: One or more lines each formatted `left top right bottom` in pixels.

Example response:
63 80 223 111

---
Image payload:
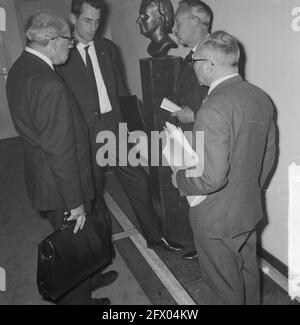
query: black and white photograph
0 0 299 308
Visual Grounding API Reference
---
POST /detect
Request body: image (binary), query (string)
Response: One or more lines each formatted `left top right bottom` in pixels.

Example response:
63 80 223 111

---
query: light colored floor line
105 190 299 304
104 191 196 306
112 228 139 242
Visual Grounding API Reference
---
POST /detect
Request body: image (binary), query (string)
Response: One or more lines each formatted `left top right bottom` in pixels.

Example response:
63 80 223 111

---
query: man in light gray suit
172 30 276 305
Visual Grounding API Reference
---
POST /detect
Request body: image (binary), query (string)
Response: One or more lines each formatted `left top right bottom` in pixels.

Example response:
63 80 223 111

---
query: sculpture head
136 0 177 57
137 0 174 36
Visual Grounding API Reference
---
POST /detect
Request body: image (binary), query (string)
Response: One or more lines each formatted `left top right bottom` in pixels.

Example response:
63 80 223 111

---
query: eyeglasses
51 36 77 47
188 57 215 67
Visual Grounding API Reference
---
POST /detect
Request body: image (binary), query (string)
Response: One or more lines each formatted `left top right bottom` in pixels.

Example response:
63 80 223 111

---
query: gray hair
179 0 213 30
198 30 240 67
25 11 69 47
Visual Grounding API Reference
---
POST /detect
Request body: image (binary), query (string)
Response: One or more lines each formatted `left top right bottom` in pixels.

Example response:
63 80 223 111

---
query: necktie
185 49 194 66
84 45 101 116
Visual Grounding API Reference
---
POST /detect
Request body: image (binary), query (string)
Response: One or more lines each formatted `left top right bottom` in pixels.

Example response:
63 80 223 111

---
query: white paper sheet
163 122 206 207
160 98 182 113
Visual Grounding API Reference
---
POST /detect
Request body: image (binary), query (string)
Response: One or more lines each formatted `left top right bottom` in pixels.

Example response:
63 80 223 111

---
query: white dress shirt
76 41 112 114
25 47 54 70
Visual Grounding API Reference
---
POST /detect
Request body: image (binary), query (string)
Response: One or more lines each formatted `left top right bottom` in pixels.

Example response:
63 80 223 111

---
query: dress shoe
147 237 184 252
182 250 198 260
91 270 118 291
91 297 111 305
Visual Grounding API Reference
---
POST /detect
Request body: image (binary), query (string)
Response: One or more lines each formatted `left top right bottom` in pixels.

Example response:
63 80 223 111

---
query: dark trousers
192 228 260 305
90 136 162 242
46 209 91 305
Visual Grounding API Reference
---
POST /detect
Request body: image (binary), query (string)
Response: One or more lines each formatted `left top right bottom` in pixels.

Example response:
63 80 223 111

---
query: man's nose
91 22 97 33
136 16 141 24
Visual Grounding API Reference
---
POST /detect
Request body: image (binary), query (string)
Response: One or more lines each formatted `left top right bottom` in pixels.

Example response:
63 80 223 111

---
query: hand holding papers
160 98 182 113
163 122 207 207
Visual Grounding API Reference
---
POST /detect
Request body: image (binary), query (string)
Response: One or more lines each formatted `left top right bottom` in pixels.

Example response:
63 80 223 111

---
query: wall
107 0 300 265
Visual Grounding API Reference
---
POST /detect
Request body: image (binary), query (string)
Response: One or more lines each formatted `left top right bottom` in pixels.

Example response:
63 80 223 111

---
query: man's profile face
71 2 101 44
193 50 210 86
53 28 72 65
173 8 194 47
136 3 162 36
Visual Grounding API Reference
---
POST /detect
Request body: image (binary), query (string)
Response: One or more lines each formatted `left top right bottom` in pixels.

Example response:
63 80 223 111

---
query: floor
0 137 298 305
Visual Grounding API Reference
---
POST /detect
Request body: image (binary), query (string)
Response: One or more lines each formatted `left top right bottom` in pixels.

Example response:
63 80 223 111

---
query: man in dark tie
6 11 111 305
173 31 276 304
56 0 183 252
172 0 213 260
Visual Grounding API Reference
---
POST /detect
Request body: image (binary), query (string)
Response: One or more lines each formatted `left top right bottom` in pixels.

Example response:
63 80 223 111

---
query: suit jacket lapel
176 55 190 91
71 48 91 81
94 41 108 84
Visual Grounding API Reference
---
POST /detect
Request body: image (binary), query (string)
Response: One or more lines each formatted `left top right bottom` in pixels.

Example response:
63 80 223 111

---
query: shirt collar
209 73 239 95
77 41 94 50
25 47 54 70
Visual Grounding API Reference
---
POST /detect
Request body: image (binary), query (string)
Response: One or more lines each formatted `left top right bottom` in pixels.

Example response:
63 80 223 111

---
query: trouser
46 209 91 305
192 228 260 305
90 136 162 243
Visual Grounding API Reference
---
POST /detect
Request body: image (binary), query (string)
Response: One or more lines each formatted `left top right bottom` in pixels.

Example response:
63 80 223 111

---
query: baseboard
258 246 288 278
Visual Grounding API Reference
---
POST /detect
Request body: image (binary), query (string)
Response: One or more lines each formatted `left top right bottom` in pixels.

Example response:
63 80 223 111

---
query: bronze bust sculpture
136 0 177 58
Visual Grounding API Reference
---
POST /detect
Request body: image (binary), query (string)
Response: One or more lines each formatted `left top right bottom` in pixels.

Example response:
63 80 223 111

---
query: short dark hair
179 0 213 29
71 0 104 17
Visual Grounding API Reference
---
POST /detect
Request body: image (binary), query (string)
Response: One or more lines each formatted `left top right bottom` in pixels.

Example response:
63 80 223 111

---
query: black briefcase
37 214 112 301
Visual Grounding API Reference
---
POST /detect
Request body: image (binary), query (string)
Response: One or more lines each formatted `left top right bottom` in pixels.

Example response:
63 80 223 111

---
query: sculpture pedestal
139 56 193 241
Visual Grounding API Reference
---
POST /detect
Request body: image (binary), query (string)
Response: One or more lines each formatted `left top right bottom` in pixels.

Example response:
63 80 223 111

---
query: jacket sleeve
176 102 231 195
260 110 276 188
110 41 129 97
34 80 84 210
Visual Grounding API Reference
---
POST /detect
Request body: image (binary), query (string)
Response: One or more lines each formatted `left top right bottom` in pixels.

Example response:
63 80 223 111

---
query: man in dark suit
172 31 276 304
172 0 213 260
6 11 111 305
56 0 183 252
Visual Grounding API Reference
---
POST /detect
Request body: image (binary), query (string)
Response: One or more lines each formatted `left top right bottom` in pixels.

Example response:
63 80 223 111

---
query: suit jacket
6 51 94 211
176 75 276 238
56 37 128 137
175 52 209 130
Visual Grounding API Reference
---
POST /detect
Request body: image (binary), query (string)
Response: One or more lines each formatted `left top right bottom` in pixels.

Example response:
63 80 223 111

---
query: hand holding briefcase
37 213 113 301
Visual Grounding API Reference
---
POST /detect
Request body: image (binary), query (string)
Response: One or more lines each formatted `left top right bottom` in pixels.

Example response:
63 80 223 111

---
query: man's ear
70 13 77 25
205 61 214 78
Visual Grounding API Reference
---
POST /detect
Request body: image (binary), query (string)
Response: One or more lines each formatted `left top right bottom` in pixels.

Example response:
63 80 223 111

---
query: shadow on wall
257 98 280 245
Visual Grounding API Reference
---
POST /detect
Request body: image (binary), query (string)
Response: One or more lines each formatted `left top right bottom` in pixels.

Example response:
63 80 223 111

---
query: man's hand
67 204 86 234
172 106 195 124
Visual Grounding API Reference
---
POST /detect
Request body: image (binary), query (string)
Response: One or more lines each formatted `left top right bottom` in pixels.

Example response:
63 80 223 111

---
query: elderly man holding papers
172 31 276 305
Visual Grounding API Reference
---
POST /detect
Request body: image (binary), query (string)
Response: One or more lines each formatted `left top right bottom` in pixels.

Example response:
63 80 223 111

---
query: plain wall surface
107 0 300 265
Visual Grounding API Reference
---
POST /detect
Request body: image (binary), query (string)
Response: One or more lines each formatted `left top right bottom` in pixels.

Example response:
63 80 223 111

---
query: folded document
160 98 182 113
163 122 207 207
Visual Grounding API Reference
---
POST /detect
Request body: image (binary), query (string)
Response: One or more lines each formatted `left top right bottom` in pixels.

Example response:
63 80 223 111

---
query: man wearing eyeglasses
6 11 112 305
172 31 276 304
171 0 213 261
